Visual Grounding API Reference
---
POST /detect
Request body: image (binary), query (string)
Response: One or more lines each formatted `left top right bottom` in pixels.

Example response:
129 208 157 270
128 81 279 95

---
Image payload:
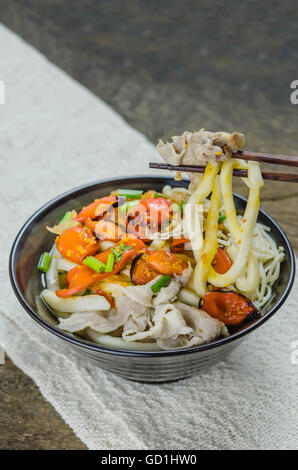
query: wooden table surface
0 0 297 450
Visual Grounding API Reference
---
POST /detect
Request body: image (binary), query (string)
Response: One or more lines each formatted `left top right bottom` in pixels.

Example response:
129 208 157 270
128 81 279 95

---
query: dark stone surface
1 0 297 147
0 0 297 450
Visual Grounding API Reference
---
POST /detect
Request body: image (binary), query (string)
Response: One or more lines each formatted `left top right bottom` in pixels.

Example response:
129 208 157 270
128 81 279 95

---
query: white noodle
216 215 284 308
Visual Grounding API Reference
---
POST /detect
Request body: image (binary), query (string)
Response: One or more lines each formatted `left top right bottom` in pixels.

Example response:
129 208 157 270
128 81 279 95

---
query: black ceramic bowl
9 176 295 382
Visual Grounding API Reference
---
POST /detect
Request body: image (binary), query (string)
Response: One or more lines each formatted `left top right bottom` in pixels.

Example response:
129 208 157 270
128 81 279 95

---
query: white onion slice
41 289 110 313
57 257 78 272
45 247 60 291
178 288 200 307
86 328 160 351
98 240 115 251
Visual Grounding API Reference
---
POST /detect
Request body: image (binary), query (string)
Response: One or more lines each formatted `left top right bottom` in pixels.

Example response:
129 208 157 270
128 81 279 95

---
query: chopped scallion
218 212 227 223
105 253 115 272
38 252 52 273
83 256 106 273
119 199 140 213
112 242 133 262
154 192 169 199
151 274 171 293
117 189 143 199
59 211 72 223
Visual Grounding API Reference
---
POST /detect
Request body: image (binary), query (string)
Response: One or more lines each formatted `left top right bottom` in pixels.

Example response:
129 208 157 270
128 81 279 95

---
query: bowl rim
9 175 296 357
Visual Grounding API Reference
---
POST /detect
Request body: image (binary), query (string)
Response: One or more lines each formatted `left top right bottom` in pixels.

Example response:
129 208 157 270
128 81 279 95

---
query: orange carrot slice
56 226 98 263
95 220 125 241
74 196 118 222
171 237 191 253
56 236 146 297
211 247 233 274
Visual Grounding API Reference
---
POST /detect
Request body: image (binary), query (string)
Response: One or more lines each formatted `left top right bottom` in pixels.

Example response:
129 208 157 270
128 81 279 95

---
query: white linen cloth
0 24 297 450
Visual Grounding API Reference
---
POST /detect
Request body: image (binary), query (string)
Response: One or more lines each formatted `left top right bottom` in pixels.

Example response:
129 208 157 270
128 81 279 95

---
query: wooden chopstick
149 162 298 183
233 151 298 167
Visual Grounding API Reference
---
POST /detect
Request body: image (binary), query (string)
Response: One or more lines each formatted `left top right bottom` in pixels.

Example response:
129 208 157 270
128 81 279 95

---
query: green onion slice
83 256 106 273
119 199 140 213
38 252 52 273
112 242 133 262
151 274 171 293
117 189 143 199
59 211 72 223
154 192 169 199
218 212 227 223
105 253 115 272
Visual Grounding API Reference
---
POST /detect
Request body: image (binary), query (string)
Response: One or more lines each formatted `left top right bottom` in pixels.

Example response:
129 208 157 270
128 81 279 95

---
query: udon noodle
39 129 284 350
